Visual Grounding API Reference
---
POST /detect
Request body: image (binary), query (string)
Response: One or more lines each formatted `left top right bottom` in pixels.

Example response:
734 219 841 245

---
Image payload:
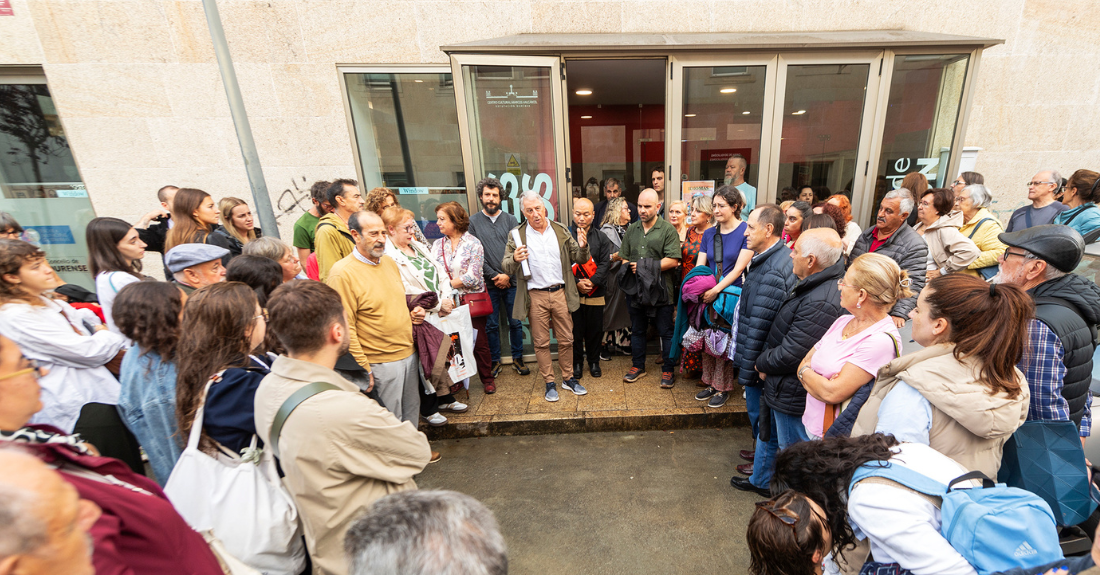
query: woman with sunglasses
1053 169 1100 238
0 333 225 574
383 205 465 427
174 282 271 457
747 490 832 575
773 433 985 574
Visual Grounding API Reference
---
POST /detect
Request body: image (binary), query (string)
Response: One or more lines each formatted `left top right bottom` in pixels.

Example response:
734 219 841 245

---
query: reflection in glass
681 66 767 204
0 83 95 289
461 65 557 222
345 72 466 239
873 54 969 213
777 63 870 207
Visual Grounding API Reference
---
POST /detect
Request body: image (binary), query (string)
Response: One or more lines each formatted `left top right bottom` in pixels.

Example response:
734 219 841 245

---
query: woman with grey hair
242 236 302 282
955 184 1008 278
601 197 632 357
0 212 22 240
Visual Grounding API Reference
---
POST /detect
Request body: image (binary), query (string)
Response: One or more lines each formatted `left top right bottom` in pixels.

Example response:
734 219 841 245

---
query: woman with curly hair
113 281 186 485
747 489 832 575
772 433 983 574
365 187 428 244
825 194 862 255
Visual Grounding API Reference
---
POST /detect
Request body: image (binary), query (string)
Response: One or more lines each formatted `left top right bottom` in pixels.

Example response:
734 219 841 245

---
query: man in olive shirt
617 188 681 388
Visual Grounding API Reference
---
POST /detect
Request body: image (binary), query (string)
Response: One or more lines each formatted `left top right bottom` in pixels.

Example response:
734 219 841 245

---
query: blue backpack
849 462 1062 575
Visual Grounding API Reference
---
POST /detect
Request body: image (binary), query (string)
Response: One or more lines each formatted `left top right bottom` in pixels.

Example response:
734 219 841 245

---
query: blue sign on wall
26 225 75 245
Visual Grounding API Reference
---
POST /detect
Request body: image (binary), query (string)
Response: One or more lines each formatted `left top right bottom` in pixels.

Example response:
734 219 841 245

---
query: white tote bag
164 375 306 575
436 304 477 383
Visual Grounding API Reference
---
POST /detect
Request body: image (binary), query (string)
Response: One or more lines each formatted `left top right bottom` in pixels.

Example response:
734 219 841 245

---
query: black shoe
589 362 602 378
600 348 612 361
574 364 584 380
730 476 770 497
512 358 531 376
695 387 718 401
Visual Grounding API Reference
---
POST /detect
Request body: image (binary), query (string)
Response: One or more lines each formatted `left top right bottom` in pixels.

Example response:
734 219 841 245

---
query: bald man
570 198 612 378
732 228 846 496
618 189 682 388
0 450 98 575
326 210 421 424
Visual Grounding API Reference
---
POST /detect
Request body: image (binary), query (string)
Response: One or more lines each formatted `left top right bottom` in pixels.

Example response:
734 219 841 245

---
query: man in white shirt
503 192 590 402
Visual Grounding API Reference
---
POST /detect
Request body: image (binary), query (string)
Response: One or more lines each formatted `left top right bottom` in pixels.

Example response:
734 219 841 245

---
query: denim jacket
116 346 181 486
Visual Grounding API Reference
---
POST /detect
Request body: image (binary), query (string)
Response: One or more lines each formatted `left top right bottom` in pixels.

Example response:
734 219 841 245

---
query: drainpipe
201 0 280 238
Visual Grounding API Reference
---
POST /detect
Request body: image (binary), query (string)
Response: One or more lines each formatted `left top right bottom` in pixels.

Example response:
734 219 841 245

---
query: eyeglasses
254 309 269 322
836 278 858 290
0 358 42 382
1001 250 1033 262
403 224 418 233
1027 181 1056 187
954 195 971 204
952 180 966 187
756 500 799 535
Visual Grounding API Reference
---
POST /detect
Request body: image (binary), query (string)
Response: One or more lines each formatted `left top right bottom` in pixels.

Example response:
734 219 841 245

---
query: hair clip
899 278 912 288
989 283 997 297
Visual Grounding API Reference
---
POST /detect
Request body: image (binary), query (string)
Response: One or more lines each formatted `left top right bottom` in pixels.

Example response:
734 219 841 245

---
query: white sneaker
426 412 447 427
438 401 468 413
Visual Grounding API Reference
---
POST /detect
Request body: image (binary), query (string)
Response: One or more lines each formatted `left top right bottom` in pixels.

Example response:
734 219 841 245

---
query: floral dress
679 225 708 377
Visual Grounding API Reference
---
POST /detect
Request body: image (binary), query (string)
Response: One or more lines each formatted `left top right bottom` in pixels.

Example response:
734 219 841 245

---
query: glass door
669 54 778 210
768 52 884 222
450 54 569 222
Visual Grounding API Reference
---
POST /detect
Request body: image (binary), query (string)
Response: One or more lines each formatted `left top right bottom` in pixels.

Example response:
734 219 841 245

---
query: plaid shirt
1020 319 1091 437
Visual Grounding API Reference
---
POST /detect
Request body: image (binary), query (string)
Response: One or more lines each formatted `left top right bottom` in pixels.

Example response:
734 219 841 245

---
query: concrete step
423 355 749 439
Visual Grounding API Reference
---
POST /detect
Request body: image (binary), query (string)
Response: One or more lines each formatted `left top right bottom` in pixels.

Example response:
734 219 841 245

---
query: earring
856 302 861 309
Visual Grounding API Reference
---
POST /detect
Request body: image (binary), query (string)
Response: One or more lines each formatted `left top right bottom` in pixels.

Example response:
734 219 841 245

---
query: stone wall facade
1 0 1097 248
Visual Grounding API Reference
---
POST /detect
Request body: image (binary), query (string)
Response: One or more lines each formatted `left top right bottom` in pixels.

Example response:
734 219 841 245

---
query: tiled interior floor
432 354 747 428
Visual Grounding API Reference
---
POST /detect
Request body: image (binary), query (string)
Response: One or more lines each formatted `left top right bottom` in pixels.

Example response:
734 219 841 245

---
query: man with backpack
994 225 1100 441
255 280 431 575
315 179 364 282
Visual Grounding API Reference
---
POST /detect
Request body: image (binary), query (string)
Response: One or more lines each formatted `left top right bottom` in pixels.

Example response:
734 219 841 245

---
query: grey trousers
370 352 421 424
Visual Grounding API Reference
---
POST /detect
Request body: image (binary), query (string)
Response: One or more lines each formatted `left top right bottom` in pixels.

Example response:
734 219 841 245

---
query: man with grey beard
326 210 423 424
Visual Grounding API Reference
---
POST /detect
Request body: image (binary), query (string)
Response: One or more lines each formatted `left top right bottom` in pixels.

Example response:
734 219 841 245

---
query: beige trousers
528 289 574 382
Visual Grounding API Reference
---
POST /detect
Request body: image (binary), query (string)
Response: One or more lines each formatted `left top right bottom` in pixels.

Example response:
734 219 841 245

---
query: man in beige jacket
255 280 432 575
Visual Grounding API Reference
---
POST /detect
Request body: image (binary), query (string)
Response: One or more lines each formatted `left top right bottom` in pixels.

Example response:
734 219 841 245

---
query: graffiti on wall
274 176 313 223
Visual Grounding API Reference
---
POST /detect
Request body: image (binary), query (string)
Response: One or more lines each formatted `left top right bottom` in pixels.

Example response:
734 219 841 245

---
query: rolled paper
510 228 532 279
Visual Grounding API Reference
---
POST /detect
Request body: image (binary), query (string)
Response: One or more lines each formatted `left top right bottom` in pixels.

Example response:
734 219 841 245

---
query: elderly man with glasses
994 225 1100 444
1005 170 1069 232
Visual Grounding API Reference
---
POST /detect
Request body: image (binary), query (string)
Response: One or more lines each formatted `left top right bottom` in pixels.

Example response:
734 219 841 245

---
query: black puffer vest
1031 274 1100 429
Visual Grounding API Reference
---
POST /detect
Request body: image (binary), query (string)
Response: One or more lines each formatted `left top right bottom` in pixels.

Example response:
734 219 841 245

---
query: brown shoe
483 382 496 394
429 451 442 463
736 463 753 476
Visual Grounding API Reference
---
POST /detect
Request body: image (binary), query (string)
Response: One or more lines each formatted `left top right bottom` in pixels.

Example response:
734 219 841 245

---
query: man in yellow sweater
326 210 423 424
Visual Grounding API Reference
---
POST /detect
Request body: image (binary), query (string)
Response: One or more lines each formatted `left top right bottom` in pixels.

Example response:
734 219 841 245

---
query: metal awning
443 30 1003 54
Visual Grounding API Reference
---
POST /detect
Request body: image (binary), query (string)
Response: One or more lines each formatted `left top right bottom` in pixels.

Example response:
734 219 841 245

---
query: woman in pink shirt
797 253 912 438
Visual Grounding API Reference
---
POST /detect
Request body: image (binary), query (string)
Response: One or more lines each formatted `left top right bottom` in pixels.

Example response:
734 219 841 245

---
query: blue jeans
745 385 762 440
750 409 810 489
628 300 674 372
486 285 524 362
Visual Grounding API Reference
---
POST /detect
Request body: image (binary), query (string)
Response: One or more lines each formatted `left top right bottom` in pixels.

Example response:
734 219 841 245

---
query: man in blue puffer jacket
732 204 795 478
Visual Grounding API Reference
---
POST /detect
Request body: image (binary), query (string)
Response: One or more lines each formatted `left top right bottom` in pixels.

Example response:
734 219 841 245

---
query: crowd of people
0 164 1098 574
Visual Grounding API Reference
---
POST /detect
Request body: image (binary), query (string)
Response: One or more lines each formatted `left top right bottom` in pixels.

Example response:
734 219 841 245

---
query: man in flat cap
995 224 1100 442
164 243 228 294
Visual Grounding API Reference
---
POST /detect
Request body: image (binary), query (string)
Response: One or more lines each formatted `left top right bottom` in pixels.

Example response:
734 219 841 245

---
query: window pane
461 65 558 221
873 54 969 211
681 65 767 208
0 83 96 289
345 72 466 241
777 64 870 206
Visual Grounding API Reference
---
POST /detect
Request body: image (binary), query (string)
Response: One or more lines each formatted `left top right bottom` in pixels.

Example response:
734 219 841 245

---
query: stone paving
425 355 748 439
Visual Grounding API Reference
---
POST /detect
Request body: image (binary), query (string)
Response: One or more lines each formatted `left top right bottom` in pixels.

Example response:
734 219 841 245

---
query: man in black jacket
570 198 611 379
728 204 795 477
732 228 845 496
995 225 1100 441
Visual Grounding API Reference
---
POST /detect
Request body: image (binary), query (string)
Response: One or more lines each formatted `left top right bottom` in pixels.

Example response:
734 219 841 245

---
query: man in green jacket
502 191 590 402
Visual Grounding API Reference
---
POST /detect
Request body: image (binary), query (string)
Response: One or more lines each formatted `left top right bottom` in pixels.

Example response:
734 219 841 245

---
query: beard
370 243 386 259
723 176 733 186
483 201 500 215
991 266 1026 286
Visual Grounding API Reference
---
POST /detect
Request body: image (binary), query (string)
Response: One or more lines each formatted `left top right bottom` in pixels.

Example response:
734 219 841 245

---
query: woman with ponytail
851 273 1032 477
164 188 234 262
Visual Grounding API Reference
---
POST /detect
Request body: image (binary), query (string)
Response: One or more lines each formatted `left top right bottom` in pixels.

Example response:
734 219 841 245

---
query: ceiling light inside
684 113 696 117
742 111 751 115
792 110 807 115
720 88 737 93
414 79 423 83
580 115 592 119
575 89 592 96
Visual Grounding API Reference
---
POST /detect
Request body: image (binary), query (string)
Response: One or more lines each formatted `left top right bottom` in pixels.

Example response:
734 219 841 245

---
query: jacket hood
1032 273 1100 325
886 343 1029 439
926 210 965 231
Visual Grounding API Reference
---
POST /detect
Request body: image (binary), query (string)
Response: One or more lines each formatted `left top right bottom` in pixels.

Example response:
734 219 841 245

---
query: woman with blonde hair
667 200 689 244
796 253 909 439
212 197 262 258
601 196 633 357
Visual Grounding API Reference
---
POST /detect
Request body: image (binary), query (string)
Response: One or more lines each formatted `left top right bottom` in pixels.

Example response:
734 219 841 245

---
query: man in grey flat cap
164 243 229 294
994 224 1100 442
